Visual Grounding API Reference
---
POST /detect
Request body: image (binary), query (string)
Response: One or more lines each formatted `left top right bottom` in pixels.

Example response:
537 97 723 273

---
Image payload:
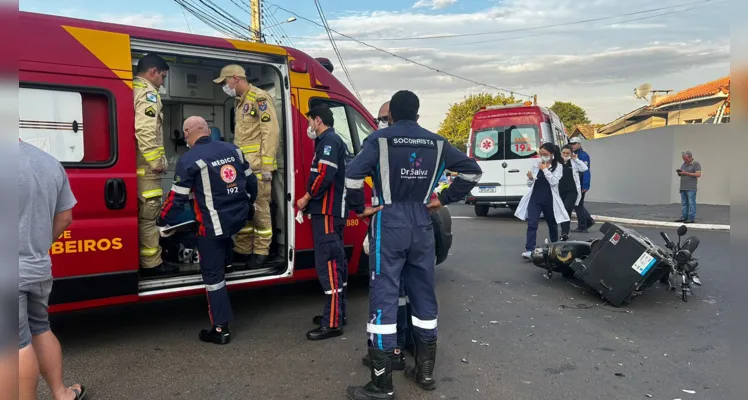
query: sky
20 0 730 132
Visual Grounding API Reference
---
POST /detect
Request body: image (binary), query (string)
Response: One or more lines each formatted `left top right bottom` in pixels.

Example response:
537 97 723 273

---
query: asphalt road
43 204 729 400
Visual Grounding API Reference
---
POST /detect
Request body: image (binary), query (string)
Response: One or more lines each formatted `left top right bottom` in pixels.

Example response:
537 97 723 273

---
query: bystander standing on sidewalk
18 139 86 399
676 150 702 223
568 137 595 233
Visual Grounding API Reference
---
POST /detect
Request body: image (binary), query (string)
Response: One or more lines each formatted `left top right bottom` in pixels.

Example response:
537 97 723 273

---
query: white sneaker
521 251 532 260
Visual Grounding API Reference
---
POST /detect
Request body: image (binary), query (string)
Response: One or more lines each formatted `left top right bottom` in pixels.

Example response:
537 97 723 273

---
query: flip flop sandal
70 386 86 400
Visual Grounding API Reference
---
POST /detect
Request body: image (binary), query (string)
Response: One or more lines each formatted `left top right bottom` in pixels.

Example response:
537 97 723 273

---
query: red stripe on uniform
193 198 206 236
160 191 176 219
331 258 339 328
310 163 327 196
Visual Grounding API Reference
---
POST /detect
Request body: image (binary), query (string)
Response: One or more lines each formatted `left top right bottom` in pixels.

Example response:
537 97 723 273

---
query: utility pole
250 0 261 42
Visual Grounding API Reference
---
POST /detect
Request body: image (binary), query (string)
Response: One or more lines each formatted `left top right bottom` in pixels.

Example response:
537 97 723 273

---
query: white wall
582 124 730 206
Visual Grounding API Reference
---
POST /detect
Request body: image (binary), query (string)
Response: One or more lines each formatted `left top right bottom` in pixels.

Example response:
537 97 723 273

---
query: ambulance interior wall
154 61 288 252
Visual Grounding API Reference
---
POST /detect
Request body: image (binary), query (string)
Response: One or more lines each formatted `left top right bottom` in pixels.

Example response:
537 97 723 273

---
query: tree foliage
437 93 517 152
549 101 590 133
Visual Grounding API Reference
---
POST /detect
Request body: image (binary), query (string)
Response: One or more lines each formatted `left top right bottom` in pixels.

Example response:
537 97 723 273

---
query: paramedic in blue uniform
345 91 482 400
296 105 349 341
157 116 258 345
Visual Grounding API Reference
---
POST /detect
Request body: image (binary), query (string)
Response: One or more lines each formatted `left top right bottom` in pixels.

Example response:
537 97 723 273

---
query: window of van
309 99 375 155
19 86 114 165
471 125 540 161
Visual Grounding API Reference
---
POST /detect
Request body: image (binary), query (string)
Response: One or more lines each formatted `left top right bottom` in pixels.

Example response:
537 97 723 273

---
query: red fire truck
18 12 453 313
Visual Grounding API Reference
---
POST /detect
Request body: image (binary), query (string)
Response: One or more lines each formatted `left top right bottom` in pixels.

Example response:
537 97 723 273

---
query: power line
173 0 250 39
314 0 361 100
264 1 533 99
288 0 717 42
440 1 726 47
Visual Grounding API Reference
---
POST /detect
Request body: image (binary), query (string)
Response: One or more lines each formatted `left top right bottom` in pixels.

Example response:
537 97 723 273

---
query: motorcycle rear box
570 222 669 307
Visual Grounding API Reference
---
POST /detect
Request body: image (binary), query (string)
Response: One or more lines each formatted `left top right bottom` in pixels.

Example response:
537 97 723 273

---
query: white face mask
222 84 236 98
540 155 552 163
562 155 571 162
377 120 389 130
158 85 167 95
306 120 318 139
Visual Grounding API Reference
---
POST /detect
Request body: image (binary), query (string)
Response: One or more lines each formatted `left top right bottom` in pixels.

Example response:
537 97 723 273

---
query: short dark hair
390 90 419 122
306 105 334 127
136 54 170 74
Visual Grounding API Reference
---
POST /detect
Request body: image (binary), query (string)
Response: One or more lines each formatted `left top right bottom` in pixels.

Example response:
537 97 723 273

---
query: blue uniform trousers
197 236 234 326
397 281 413 349
311 214 348 328
367 204 437 352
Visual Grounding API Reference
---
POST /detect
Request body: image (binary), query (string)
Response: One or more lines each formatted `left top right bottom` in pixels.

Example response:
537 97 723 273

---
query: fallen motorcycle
530 221 702 307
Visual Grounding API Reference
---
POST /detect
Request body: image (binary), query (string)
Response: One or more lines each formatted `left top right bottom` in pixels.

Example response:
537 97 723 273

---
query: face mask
306 121 317 140
377 120 389 130
158 85 166 95
562 155 571 162
540 155 551 163
222 84 236 98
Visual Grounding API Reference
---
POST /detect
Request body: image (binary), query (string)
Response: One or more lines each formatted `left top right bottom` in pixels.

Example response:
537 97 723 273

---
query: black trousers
574 191 594 229
311 214 347 328
560 192 577 236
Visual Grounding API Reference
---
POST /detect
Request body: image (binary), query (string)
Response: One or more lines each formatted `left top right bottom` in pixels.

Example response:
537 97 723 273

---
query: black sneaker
560 234 569 242
306 326 343 341
685 219 695 224
675 218 687 223
199 324 230 345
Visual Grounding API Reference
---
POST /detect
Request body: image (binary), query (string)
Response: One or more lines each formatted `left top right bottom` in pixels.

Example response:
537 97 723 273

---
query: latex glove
295 210 305 224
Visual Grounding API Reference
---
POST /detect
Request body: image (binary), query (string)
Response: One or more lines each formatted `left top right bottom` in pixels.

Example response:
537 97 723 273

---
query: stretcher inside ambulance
18 11 454 313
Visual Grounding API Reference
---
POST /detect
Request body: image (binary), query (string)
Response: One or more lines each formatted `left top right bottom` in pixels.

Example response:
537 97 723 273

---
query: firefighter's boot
346 348 394 400
199 324 231 345
361 348 405 371
404 334 437 391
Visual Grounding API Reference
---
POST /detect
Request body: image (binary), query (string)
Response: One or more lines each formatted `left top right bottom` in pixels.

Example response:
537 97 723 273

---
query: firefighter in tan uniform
214 64 280 267
133 54 178 276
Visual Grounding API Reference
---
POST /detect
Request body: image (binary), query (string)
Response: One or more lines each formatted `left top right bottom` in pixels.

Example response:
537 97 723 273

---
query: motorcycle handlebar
660 232 673 247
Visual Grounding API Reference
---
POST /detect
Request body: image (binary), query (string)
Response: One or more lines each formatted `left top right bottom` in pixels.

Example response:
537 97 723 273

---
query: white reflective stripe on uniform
171 185 191 195
343 281 348 287
398 297 408 306
377 138 392 205
195 159 223 236
340 186 347 219
235 148 245 164
245 168 253 177
136 168 146 177
423 140 444 203
412 316 437 330
457 173 482 183
205 280 226 291
372 196 380 206
367 323 398 335
345 178 364 189
324 288 344 294
319 159 338 169
311 168 318 173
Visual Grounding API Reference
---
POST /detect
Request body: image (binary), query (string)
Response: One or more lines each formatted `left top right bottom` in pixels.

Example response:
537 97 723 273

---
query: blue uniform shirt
344 120 482 213
305 127 348 218
575 148 591 191
158 136 258 237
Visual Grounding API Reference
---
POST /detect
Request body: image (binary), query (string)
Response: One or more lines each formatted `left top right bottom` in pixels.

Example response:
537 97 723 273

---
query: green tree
550 101 590 133
437 93 517 152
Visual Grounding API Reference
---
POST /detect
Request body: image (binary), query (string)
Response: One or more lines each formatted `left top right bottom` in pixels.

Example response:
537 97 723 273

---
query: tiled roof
571 124 604 139
654 76 730 108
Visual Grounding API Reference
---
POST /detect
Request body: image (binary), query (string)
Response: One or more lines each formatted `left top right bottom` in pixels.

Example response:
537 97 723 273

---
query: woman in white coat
514 143 570 260
558 144 589 241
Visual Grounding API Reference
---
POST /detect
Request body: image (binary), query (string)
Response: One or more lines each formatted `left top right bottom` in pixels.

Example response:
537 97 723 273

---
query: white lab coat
568 158 589 206
514 160 570 223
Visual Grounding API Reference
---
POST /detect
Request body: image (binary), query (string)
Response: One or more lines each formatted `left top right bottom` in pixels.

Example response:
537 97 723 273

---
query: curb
583 215 730 231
